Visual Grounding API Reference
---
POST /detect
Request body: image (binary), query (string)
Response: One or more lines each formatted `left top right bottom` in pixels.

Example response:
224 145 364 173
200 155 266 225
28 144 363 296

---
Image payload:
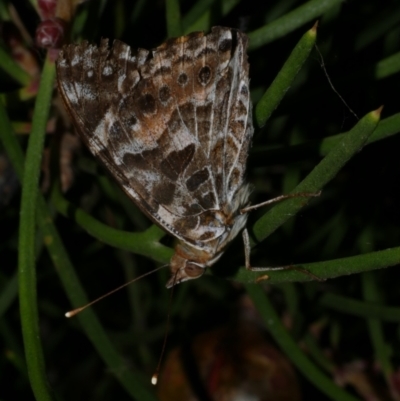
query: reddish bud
35 18 66 49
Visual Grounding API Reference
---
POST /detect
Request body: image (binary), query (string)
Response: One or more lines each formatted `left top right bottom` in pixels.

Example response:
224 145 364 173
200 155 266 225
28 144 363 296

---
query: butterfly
56 26 314 288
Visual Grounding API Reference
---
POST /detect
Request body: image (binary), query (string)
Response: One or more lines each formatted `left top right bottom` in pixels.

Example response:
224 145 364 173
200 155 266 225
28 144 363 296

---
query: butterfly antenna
65 264 169 318
151 269 179 385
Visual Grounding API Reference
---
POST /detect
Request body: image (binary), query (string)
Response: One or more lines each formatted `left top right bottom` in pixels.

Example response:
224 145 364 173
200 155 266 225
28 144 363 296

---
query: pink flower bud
35 18 66 49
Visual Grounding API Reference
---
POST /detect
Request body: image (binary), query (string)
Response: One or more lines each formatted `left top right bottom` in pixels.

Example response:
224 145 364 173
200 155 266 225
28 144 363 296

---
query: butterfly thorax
166 185 250 288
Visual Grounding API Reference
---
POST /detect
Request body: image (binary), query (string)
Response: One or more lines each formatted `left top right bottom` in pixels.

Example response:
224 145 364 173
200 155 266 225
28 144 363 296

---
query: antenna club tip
65 308 81 318
151 374 158 385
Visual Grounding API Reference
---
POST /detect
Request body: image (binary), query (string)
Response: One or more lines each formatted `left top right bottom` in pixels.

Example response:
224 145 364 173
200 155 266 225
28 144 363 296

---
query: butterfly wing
56 27 252 248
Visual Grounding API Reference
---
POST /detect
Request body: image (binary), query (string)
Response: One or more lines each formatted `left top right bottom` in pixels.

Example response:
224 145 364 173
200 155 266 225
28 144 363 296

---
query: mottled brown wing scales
157 32 216 214
224 34 250 207
58 40 178 237
224 35 252 205
56 27 252 249
130 35 204 219
207 28 237 204
136 30 218 219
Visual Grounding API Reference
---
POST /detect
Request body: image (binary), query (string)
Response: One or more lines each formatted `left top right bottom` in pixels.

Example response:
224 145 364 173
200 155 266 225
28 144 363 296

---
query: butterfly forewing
57 26 253 283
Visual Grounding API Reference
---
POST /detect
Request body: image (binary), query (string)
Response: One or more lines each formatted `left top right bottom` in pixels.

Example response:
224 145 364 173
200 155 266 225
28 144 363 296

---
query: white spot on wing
71 53 80 67
118 74 126 91
103 65 113 76
91 115 108 146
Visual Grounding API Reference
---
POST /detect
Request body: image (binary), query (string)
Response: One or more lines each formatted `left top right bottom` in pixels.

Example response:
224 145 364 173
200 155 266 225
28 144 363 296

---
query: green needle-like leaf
255 23 317 128
17 55 56 401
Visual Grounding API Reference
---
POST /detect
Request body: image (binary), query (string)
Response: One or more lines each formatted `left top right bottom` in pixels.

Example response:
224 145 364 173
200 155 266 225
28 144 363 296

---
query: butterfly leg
242 229 322 280
240 191 321 214
242 228 288 272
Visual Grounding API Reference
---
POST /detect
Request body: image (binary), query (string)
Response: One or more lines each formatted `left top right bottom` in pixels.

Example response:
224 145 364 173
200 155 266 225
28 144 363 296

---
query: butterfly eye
184 263 204 278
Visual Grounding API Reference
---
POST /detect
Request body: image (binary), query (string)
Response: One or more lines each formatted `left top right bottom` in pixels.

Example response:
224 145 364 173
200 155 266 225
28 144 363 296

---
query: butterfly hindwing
56 27 252 248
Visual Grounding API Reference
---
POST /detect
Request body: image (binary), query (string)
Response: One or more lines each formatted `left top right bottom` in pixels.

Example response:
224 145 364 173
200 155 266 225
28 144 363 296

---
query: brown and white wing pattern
56 26 253 249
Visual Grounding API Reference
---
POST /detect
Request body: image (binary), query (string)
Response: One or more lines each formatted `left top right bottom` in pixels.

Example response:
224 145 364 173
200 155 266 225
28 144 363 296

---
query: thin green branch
0 82 159 401
375 51 400 79
37 200 158 401
247 0 345 51
251 108 381 244
319 113 400 155
235 246 400 284
0 45 31 86
250 113 400 166
17 55 56 401
255 23 317 128
51 186 173 264
221 0 241 15
320 293 400 322
166 0 182 37
182 0 215 32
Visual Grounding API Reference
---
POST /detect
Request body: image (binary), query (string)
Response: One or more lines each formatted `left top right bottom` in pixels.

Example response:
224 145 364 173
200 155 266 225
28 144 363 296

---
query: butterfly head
166 241 223 288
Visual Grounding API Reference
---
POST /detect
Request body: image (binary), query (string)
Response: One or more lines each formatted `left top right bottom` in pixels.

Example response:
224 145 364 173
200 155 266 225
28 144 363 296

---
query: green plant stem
182 0 215 32
235 246 400 283
375 51 400 79
38 200 158 401
255 23 317 128
251 113 400 166
0 45 31 86
0 78 159 401
248 0 345 51
251 108 381 245
166 0 182 37
320 293 400 322
51 186 173 264
17 55 56 401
